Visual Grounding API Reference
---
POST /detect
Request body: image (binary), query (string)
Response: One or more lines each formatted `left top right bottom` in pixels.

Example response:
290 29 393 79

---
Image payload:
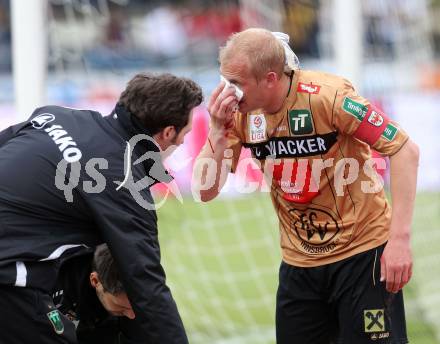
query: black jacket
0 105 187 343
54 252 145 344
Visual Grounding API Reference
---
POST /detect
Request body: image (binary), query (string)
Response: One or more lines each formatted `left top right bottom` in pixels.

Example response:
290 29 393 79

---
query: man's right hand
192 81 239 202
208 81 239 138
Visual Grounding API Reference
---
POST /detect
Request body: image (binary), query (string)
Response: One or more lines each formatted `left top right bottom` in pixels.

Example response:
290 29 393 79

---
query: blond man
193 28 418 344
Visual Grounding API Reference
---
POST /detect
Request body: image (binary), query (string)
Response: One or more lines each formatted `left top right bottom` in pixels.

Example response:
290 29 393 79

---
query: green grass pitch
157 192 440 343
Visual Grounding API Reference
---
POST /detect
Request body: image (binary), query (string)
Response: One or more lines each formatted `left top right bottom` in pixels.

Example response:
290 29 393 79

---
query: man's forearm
194 80 239 201
389 139 419 239
380 139 419 292
192 131 229 202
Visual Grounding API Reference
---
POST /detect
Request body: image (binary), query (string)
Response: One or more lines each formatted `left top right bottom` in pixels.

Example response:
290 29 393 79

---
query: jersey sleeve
82 162 188 344
227 111 245 172
332 81 409 156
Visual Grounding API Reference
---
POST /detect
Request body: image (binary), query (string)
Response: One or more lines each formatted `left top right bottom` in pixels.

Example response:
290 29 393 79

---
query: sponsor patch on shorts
364 309 385 333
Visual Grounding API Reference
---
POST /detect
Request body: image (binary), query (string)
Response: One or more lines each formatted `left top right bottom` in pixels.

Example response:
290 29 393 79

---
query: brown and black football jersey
227 70 409 267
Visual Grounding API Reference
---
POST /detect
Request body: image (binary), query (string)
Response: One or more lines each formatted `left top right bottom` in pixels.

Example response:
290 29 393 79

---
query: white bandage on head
271 32 300 70
220 75 244 101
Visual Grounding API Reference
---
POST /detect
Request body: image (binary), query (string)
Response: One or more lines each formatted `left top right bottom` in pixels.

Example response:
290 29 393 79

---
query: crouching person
53 244 143 344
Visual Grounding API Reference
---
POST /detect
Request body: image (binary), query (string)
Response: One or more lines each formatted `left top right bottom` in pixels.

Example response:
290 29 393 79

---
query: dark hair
92 244 125 295
118 73 203 135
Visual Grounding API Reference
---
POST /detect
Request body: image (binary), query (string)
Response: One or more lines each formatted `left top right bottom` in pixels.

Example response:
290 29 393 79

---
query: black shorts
0 285 77 344
276 244 409 344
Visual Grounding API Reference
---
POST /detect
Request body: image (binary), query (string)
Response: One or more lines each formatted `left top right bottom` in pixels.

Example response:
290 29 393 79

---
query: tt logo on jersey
289 110 314 135
297 82 321 94
31 113 55 129
249 114 266 143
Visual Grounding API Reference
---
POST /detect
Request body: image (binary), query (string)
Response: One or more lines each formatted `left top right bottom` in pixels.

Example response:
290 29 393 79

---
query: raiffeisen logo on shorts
31 113 55 129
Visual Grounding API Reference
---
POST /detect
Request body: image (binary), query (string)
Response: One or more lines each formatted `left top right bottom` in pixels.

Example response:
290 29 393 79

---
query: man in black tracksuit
0 73 203 343
54 244 142 344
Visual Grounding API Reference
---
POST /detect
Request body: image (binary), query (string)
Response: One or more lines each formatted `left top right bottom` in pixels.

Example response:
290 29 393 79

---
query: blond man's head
219 28 287 80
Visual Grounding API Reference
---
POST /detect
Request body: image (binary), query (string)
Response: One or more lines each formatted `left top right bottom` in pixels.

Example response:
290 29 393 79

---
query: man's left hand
380 236 413 293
